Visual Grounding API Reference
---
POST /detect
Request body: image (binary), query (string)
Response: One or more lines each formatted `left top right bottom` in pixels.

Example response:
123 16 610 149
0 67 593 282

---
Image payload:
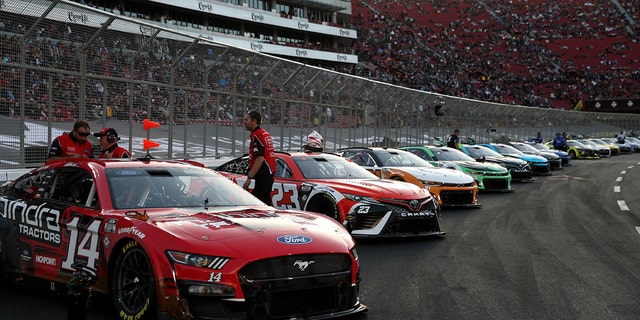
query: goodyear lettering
297 22 309 30
339 29 351 36
296 49 308 57
118 227 146 239
337 54 348 62
0 197 61 245
118 298 150 320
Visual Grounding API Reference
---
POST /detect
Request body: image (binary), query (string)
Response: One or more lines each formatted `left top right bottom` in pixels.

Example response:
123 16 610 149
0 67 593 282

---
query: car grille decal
208 257 230 270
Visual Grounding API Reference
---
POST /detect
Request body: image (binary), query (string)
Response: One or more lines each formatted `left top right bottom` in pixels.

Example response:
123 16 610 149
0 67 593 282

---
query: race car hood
146 207 354 256
309 178 431 199
506 153 547 163
388 166 475 184
443 160 507 172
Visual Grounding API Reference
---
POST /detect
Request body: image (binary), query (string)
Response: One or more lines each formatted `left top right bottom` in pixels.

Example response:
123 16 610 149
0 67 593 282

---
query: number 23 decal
271 183 300 209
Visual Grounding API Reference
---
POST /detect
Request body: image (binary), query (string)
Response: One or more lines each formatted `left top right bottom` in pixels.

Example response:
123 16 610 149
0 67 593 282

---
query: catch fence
1 0 639 168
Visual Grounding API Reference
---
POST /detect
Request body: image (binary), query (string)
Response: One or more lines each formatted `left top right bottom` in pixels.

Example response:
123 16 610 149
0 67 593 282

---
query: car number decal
272 183 300 210
61 216 102 272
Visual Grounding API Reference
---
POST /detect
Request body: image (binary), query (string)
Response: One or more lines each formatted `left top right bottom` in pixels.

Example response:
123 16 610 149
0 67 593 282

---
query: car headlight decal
167 251 230 270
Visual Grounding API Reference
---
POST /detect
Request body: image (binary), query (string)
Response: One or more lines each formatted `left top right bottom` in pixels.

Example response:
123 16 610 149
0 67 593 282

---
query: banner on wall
578 98 640 113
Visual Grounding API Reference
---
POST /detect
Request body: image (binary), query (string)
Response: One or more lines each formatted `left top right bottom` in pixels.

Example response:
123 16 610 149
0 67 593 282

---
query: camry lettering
277 235 312 244
400 211 434 217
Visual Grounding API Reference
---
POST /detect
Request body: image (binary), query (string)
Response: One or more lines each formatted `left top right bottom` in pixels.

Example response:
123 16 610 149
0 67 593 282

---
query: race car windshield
106 167 265 209
465 146 503 158
294 156 377 179
375 150 435 167
430 148 475 161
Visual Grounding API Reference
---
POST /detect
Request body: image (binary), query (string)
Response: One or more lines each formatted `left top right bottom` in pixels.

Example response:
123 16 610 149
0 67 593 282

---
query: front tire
111 241 157 320
307 194 341 222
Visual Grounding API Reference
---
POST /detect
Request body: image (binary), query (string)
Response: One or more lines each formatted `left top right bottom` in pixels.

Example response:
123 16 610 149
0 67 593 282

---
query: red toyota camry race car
0 158 366 319
215 151 444 238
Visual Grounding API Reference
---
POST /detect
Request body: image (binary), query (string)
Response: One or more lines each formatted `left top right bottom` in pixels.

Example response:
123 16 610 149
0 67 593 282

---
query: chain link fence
1 0 639 169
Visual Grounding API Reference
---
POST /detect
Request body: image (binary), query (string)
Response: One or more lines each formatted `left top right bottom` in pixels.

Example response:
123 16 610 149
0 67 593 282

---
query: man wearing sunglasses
47 120 94 161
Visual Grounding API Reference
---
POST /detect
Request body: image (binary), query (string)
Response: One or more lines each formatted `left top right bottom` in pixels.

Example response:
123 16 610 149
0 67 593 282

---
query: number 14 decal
61 217 102 272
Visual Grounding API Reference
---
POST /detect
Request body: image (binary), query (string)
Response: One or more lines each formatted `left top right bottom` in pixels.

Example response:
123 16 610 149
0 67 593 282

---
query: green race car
401 145 513 192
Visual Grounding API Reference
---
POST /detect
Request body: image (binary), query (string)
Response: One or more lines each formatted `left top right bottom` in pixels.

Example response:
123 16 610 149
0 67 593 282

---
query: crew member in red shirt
47 120 93 160
242 110 275 205
93 128 131 158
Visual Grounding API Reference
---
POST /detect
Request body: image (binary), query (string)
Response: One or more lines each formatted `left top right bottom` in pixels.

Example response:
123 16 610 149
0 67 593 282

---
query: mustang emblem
293 259 315 271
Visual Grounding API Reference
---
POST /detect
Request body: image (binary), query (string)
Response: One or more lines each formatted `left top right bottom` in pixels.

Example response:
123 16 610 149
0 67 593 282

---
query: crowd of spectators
351 0 640 109
1 0 639 129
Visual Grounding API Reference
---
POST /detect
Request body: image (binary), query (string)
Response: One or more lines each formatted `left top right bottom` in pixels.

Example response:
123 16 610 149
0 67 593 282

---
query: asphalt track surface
1 153 640 320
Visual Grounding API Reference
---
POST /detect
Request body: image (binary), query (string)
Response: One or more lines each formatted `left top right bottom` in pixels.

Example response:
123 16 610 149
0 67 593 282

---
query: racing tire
568 150 577 159
111 241 157 320
307 194 341 222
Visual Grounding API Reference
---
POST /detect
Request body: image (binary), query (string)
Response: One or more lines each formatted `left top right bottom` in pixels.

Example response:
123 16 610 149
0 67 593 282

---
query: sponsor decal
276 235 312 245
68 12 88 24
118 226 146 239
198 2 214 12
339 29 351 36
400 211 434 217
35 254 57 266
337 54 348 62
297 22 309 30
296 49 308 57
251 13 264 22
139 25 157 36
293 259 315 271
0 198 61 245
250 42 264 51
104 218 118 233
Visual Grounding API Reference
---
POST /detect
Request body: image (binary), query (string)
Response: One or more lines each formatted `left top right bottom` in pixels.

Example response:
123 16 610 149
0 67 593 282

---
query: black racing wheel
111 241 157 320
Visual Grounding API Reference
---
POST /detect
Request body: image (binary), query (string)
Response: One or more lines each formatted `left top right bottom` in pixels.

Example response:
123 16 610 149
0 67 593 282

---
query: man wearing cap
94 128 131 159
48 120 93 160
242 110 275 205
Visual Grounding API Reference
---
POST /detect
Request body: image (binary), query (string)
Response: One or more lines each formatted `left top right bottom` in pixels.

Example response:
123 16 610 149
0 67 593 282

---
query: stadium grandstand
18 0 639 111
1 0 640 170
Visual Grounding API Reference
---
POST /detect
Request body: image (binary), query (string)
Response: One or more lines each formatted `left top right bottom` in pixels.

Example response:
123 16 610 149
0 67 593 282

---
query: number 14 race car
0 158 366 319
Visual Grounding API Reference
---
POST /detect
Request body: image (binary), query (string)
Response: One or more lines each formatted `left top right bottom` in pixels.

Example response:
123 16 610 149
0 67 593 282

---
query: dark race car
0 158 366 320
461 144 534 182
215 151 444 238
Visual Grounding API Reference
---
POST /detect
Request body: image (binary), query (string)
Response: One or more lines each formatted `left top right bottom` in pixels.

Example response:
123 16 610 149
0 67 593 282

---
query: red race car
0 158 366 319
215 151 444 238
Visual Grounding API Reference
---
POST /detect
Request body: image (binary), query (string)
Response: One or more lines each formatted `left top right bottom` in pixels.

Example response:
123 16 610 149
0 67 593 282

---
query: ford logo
276 235 312 244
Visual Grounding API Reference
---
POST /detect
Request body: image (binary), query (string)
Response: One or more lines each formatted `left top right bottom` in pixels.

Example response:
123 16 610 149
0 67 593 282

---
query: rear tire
111 241 157 320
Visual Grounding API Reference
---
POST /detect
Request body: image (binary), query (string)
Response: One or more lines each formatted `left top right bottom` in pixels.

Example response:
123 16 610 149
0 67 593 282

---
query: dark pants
252 174 274 206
